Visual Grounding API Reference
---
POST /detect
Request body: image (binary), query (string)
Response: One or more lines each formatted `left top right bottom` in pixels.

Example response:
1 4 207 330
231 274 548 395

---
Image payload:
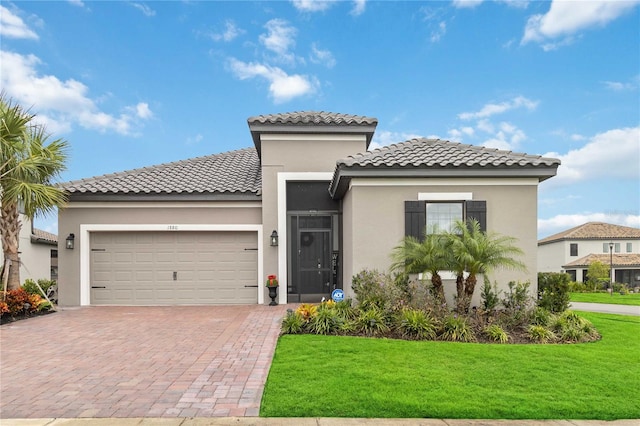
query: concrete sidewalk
570 302 640 316
3 418 639 426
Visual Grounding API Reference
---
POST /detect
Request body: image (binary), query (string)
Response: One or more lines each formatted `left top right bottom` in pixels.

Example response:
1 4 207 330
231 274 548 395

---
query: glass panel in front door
298 230 331 295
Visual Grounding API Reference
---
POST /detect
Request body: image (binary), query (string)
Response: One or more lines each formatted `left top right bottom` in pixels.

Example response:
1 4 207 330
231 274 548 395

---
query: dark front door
289 215 332 302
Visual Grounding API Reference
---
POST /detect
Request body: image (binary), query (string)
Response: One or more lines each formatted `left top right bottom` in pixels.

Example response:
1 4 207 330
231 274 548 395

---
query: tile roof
247 111 378 156
62 148 261 199
339 138 560 168
31 228 57 244
247 111 378 127
563 253 640 268
539 222 640 245
329 138 560 198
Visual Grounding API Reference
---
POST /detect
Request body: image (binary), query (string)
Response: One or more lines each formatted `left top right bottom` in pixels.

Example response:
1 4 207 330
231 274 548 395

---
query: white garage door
90 231 259 305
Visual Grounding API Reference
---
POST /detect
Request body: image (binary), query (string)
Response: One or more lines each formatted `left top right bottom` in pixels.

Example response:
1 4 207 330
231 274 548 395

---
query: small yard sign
331 289 344 302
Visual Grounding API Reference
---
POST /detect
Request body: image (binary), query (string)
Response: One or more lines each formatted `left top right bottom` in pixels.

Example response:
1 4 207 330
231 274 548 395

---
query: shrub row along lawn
261 312 640 420
570 292 640 306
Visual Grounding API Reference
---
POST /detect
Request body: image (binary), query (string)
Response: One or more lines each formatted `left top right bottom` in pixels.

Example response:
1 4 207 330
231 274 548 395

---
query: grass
570 292 640 306
261 312 640 419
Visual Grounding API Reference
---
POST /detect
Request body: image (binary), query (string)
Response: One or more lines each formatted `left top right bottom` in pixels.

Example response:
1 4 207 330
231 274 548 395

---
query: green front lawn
570 292 640 306
261 312 640 420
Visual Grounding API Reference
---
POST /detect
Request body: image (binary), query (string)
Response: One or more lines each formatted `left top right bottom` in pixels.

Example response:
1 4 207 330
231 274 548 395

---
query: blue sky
1 0 639 238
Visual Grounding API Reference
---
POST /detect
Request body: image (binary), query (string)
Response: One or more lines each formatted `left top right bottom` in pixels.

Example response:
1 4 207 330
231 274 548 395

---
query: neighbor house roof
329 138 561 198
538 222 640 245
563 253 640 268
31 228 57 246
62 148 261 201
248 111 378 157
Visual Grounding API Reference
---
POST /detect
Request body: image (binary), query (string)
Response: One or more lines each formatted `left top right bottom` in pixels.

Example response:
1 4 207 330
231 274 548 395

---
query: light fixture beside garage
270 230 278 247
66 233 75 250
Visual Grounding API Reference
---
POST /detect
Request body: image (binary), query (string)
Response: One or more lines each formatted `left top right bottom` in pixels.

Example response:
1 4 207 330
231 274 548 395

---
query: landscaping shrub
527 325 556 343
4 288 30 314
355 308 389 336
332 299 357 320
308 303 343 335
22 278 56 297
480 280 501 313
352 269 403 312
281 310 306 334
295 303 317 321
537 272 571 313
501 281 534 326
440 314 475 342
483 324 509 343
531 307 554 327
552 310 600 343
397 308 437 340
568 281 587 292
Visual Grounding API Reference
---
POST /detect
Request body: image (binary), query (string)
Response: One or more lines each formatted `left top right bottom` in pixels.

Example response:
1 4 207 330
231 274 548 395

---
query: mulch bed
0 310 55 325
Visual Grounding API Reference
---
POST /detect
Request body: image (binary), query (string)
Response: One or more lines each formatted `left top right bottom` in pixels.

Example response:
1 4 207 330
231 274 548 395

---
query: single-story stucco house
57 111 560 307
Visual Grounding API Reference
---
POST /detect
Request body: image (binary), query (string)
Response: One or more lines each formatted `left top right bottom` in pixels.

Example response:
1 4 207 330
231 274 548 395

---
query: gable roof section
538 222 640 245
31 228 57 246
62 148 261 201
248 111 378 157
563 253 640 268
329 138 561 198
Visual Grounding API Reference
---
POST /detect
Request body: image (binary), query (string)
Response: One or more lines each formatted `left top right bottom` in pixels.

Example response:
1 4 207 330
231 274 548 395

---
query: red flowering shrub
3 288 31 315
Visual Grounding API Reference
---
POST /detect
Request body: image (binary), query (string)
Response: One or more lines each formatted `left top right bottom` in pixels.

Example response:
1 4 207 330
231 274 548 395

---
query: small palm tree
1 94 69 290
391 231 449 302
448 219 526 313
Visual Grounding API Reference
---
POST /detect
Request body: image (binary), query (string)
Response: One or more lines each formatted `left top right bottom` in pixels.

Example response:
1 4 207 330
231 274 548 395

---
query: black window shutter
465 200 487 232
405 201 426 241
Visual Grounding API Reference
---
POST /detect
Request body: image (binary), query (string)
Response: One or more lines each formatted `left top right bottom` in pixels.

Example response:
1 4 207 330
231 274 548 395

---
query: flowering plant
266 275 279 287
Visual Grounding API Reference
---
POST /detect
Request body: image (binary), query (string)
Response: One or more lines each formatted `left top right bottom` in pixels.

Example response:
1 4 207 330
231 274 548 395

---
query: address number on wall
167 225 178 230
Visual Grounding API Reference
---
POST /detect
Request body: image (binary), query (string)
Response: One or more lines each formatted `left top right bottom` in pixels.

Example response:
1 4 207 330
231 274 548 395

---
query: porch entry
286 181 340 303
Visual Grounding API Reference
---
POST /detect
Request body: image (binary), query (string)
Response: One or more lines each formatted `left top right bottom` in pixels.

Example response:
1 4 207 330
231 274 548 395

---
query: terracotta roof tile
61 148 261 197
31 228 57 244
563 253 640 268
539 222 640 245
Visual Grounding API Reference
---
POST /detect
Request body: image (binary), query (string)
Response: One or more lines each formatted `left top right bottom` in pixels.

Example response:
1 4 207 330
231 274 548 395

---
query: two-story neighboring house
538 222 640 288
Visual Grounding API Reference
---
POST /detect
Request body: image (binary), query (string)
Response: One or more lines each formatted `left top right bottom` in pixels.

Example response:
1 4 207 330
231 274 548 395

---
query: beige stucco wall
17 216 54 283
57 202 262 306
341 178 540 308
258 134 368 301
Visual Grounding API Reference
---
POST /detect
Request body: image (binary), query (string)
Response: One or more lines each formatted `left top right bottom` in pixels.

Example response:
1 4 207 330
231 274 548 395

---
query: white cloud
458 96 538 120
448 126 475 141
538 213 640 238
0 5 38 40
0 50 153 135
227 58 318 104
522 0 640 47
259 19 298 64
351 0 366 16
309 43 336 68
129 2 156 17
499 0 529 9
480 121 526 150
291 0 336 12
209 20 244 42
186 133 203 146
67 0 85 7
542 127 640 187
430 21 447 43
603 77 639 92
452 0 484 8
369 130 423 151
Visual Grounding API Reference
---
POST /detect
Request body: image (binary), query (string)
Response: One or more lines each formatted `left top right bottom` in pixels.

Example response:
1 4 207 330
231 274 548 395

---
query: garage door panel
90 231 258 305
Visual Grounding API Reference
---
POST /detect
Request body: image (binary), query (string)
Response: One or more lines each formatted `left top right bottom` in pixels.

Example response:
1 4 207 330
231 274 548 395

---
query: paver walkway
0 305 289 419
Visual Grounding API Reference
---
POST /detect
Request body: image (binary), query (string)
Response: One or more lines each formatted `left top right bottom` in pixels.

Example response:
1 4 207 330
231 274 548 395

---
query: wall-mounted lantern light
66 233 75 250
270 230 278 247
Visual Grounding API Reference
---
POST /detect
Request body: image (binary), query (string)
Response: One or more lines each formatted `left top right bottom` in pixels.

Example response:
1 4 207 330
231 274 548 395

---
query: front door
289 215 332 302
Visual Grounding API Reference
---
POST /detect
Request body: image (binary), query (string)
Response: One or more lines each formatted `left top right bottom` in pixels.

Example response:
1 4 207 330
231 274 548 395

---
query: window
627 242 633 253
566 270 577 282
603 243 609 253
615 243 620 253
426 202 463 233
570 243 578 256
404 200 487 241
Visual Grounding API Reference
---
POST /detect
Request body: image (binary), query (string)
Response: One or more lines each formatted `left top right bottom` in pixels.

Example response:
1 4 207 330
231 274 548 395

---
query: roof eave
330 165 559 199
67 192 262 202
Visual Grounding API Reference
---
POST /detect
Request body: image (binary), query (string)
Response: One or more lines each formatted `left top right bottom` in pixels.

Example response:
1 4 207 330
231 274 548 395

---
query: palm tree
1 95 69 290
391 232 449 302
448 219 526 313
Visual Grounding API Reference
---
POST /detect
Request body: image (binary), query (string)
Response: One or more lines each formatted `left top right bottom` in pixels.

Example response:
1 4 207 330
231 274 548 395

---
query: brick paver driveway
0 305 288 419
